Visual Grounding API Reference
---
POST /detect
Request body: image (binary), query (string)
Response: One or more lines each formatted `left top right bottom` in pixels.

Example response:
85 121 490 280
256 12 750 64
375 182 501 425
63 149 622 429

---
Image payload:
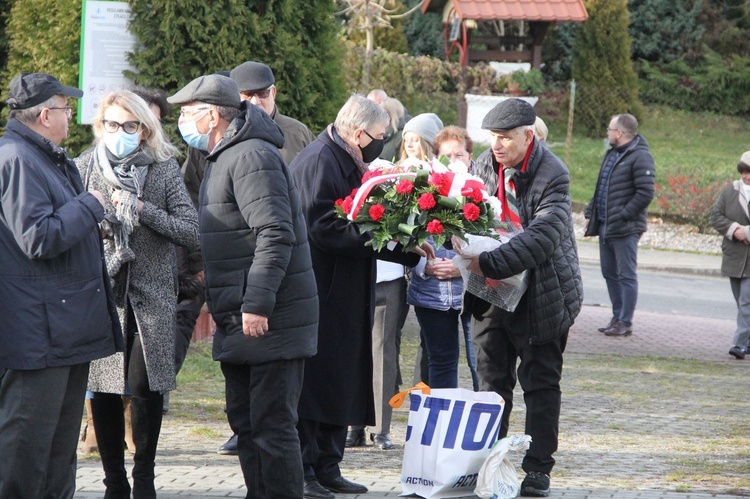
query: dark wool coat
471 140 583 344
711 180 750 278
0 119 122 370
584 135 655 238
76 148 199 394
290 129 419 427
202 102 318 365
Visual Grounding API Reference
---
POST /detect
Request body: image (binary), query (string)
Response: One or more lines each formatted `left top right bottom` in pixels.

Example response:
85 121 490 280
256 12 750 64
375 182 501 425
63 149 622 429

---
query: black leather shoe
319 476 368 494
217 433 238 455
303 478 335 499
604 322 633 336
344 428 366 447
370 432 393 450
729 345 746 359
598 317 617 333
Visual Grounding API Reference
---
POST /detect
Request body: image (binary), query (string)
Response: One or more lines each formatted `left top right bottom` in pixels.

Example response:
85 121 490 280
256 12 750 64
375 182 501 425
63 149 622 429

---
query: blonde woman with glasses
75 90 199 499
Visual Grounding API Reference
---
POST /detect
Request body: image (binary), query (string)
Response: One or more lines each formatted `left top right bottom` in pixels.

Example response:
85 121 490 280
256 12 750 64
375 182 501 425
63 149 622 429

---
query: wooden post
566 80 576 167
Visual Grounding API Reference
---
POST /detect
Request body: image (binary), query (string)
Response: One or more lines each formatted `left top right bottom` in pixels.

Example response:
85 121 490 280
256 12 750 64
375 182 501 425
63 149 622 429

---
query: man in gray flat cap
230 61 315 165
168 74 319 498
462 98 582 497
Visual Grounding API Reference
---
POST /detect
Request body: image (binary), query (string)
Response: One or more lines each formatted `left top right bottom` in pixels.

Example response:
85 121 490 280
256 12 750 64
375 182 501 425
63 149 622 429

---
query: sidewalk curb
578 257 723 278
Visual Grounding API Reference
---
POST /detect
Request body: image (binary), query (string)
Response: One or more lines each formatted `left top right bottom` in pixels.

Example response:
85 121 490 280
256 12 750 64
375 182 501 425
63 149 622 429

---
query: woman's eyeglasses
102 119 142 134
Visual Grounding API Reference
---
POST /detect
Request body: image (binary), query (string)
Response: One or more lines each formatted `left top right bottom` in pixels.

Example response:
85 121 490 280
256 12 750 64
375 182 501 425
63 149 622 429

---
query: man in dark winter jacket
0 72 122 498
464 99 583 497
584 114 655 337
168 75 319 499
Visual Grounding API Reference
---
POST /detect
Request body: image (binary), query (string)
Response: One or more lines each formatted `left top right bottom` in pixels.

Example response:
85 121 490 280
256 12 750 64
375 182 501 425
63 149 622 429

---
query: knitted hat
403 113 443 144
738 151 750 171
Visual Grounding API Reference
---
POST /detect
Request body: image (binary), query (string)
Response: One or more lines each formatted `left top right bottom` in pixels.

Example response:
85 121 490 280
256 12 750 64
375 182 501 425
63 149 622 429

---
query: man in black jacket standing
584 114 655 337
465 99 582 497
168 75 319 498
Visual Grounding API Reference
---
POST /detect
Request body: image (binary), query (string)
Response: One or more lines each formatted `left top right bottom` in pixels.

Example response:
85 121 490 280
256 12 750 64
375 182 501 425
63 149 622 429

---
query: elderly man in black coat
168 75 319 499
290 94 427 499
465 99 583 498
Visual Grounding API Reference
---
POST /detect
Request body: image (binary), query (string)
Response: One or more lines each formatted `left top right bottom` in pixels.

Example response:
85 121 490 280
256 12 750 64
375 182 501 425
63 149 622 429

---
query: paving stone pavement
74 244 749 498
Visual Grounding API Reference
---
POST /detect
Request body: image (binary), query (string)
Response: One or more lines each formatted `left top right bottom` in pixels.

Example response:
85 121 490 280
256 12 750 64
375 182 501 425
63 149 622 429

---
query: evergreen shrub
3 0 91 155
572 0 640 137
639 49 750 116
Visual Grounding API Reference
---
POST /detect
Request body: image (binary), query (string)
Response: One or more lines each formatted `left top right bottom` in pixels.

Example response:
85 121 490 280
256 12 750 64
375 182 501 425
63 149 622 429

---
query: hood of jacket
207 101 285 160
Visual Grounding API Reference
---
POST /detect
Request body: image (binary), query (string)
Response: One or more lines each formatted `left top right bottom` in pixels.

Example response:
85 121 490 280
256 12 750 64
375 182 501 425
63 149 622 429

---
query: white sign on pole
78 0 137 124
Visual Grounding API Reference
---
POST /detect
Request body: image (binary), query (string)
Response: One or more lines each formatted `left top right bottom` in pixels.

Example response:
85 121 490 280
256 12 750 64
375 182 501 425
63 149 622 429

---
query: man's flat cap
230 62 275 92
6 72 83 110
481 98 536 131
167 75 241 109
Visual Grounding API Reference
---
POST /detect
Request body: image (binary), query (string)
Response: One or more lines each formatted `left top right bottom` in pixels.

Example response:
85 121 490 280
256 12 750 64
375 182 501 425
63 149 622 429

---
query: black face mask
359 129 384 163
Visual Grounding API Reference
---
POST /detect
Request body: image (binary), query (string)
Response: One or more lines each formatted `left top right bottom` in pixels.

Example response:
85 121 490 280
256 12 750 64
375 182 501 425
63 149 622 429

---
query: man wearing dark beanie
464 98 583 497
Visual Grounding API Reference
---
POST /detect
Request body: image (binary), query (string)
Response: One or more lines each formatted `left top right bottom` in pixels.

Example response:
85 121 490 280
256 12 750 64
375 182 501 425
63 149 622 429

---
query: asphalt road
579 263 736 319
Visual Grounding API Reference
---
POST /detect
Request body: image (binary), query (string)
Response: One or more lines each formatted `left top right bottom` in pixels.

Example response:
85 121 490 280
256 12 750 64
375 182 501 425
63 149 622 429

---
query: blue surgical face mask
103 129 141 159
178 113 210 151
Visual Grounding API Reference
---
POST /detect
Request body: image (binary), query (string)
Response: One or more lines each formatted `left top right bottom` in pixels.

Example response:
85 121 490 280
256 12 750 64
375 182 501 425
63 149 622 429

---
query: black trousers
174 294 204 375
0 363 89 499
472 306 568 475
297 418 348 483
222 359 305 498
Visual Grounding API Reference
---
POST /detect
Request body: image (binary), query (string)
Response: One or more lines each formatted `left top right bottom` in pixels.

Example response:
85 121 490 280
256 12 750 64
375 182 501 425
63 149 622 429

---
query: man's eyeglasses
606 128 621 133
241 87 273 100
101 119 142 135
179 106 210 118
39 106 73 120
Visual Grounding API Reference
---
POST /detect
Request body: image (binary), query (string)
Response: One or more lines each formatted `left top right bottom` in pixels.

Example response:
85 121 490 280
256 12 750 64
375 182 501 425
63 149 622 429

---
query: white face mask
103 129 141 159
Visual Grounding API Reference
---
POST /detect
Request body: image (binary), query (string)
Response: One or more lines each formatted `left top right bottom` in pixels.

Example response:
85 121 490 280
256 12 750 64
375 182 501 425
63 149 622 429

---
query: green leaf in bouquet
398 223 418 236
437 195 460 210
437 154 450 166
415 168 430 184
432 233 447 249
417 210 428 225
359 222 381 232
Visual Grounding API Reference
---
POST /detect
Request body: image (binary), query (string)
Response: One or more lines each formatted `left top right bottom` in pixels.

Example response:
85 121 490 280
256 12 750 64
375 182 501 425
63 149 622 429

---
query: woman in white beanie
398 112 443 165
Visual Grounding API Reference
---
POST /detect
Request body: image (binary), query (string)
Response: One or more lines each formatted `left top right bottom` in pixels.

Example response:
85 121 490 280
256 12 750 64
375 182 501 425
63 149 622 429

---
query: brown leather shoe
604 322 633 336
598 317 617 333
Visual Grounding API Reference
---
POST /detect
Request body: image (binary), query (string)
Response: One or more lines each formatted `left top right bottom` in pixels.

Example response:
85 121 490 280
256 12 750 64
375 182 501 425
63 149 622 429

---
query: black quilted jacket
584 135 655 238
472 140 583 344
201 102 318 365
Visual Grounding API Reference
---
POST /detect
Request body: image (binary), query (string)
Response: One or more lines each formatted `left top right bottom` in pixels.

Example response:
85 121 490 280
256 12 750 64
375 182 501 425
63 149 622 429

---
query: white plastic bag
453 234 528 312
392 385 505 498
475 435 532 499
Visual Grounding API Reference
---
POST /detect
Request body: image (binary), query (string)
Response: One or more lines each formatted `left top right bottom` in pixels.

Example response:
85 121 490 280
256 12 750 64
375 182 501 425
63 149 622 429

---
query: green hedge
639 49 750 116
